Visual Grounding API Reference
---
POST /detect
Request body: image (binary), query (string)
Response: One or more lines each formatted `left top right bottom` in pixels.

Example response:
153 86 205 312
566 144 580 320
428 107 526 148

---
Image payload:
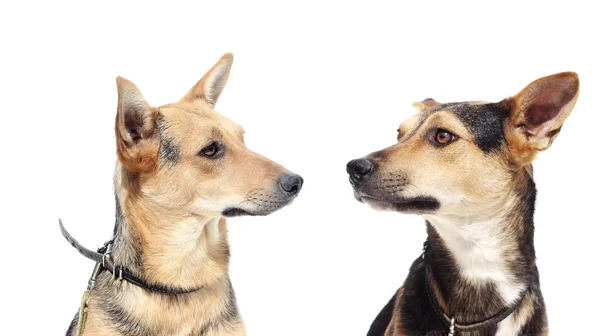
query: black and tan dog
64 53 303 335
347 72 579 335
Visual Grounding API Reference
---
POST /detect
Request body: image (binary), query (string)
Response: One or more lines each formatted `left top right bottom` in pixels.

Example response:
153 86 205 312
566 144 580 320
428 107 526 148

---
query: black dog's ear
180 53 234 108
504 72 579 165
412 98 440 112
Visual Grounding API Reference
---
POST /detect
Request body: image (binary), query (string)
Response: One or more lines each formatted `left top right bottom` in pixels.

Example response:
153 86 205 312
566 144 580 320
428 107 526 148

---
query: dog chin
360 197 397 212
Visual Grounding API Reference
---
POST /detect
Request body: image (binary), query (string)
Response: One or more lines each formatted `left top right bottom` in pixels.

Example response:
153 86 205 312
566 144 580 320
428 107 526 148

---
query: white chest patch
495 314 521 336
428 216 526 305
426 215 528 335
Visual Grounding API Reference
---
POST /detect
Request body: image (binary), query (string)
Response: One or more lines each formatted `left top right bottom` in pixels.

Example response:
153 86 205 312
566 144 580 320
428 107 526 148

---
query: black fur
369 175 547 335
65 312 77 336
367 291 397 336
156 113 181 163
222 208 256 217
101 290 156 336
430 102 510 153
393 197 441 212
160 137 180 163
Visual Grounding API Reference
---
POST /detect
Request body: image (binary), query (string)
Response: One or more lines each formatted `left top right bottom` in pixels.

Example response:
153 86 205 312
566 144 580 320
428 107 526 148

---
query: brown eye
200 142 220 157
434 129 456 145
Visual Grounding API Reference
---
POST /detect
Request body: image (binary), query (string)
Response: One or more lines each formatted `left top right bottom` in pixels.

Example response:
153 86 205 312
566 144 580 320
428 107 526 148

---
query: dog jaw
354 192 440 214
221 195 298 217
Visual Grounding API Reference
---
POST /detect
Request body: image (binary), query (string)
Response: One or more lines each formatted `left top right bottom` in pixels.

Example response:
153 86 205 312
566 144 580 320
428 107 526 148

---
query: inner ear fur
504 72 579 166
115 76 159 173
180 53 234 107
412 98 440 112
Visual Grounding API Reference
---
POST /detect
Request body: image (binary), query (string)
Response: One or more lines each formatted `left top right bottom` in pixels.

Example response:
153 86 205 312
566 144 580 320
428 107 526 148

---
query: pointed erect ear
412 98 440 112
115 76 158 173
504 72 579 165
180 53 234 107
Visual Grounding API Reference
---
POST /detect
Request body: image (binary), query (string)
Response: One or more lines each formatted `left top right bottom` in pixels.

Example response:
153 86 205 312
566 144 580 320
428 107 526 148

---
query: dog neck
422 169 537 323
81 166 242 335
110 166 230 290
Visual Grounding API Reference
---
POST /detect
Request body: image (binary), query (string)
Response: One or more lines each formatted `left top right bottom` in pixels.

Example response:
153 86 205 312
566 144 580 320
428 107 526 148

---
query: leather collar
422 240 528 335
60 219 203 295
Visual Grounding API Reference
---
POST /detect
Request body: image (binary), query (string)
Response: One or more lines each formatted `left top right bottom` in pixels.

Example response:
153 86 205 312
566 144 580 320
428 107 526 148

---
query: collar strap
59 219 202 295
422 240 528 333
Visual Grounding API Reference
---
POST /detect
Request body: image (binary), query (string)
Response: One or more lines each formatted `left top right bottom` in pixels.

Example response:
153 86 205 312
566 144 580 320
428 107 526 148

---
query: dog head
115 53 303 218
347 72 579 219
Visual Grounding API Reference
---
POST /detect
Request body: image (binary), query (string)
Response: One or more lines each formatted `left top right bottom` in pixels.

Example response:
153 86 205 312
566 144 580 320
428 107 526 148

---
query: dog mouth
221 202 293 217
222 196 297 217
222 208 258 217
354 191 440 213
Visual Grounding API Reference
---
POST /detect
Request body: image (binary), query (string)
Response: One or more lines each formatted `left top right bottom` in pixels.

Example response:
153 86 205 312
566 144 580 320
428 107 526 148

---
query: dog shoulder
368 257 437 336
514 287 549 336
391 257 448 335
65 312 77 336
367 289 399 336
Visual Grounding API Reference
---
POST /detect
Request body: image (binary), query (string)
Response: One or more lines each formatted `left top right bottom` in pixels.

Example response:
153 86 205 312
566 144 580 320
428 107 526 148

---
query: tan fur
504 72 579 167
83 278 246 336
352 72 579 335
384 288 405 336
376 73 579 221
412 98 440 112
75 53 300 336
379 110 515 220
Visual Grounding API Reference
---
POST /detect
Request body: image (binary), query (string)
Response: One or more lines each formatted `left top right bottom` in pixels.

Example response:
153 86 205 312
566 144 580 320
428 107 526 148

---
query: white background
1 1 599 335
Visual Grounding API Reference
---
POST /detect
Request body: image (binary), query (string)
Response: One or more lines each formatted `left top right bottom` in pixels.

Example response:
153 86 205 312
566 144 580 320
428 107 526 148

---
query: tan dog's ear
115 76 158 173
412 98 440 112
180 53 234 107
504 72 579 165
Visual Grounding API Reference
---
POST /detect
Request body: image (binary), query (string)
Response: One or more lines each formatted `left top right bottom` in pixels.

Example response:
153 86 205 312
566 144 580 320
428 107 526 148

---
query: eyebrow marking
439 102 509 153
160 137 180 163
400 113 434 143
210 127 224 139
156 113 180 164
397 101 509 153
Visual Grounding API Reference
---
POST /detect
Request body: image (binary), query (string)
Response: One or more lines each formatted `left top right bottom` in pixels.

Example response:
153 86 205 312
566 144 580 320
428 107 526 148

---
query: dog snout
347 159 374 181
279 174 304 196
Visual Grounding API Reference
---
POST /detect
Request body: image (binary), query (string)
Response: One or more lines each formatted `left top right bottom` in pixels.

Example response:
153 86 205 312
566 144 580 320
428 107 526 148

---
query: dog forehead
427 101 510 153
399 113 421 129
157 104 242 136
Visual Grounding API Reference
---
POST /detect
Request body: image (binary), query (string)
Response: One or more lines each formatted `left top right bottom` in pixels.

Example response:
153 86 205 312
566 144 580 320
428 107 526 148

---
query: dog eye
433 129 457 146
199 142 220 158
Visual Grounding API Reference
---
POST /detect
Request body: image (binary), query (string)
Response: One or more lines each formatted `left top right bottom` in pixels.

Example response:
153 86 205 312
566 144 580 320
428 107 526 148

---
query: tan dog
65 53 303 336
347 72 579 335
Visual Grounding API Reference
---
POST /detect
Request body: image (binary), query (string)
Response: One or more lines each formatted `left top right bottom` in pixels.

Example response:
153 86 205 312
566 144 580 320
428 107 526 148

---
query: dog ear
504 72 579 165
412 98 440 112
180 53 234 107
115 76 158 173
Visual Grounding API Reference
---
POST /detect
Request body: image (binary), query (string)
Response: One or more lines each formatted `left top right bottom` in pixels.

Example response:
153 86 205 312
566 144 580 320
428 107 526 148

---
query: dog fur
347 72 579 335
66 53 303 336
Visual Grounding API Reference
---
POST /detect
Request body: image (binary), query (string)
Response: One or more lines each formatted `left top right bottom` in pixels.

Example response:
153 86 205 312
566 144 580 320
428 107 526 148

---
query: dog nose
347 159 373 179
279 174 303 195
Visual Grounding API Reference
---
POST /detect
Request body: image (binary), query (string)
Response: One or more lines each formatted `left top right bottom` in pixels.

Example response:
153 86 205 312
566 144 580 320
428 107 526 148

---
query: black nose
347 159 374 179
279 174 303 195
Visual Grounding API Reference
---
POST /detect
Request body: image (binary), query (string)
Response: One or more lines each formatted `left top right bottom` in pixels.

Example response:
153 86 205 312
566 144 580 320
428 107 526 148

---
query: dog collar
422 240 528 336
59 219 203 295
